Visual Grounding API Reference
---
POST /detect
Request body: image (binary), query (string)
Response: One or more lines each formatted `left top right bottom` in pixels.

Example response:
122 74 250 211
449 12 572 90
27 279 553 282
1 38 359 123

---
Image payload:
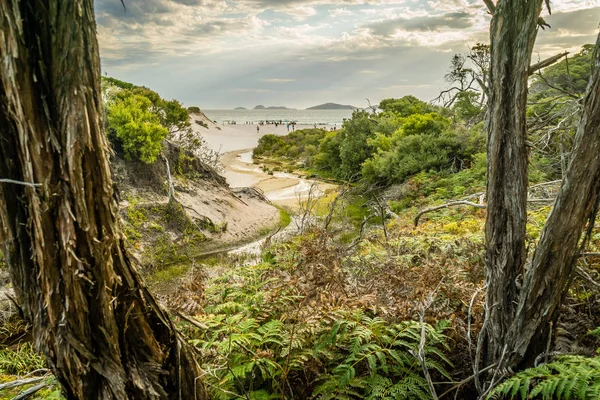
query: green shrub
106 94 168 163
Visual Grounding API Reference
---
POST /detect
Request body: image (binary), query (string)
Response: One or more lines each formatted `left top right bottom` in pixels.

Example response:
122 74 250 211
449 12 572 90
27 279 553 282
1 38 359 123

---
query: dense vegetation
102 77 202 164
1 42 599 400
255 96 484 187
254 45 592 213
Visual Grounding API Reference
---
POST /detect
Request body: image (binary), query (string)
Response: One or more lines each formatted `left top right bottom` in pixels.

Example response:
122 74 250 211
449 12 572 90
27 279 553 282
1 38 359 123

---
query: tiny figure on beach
286 123 290 132
257 125 260 133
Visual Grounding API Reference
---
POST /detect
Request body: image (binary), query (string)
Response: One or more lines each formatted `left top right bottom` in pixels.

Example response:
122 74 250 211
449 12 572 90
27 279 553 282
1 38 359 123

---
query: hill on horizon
306 102 357 110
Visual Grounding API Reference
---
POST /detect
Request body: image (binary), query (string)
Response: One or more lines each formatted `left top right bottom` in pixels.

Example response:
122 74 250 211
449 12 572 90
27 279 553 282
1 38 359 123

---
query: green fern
313 310 451 399
488 355 600 400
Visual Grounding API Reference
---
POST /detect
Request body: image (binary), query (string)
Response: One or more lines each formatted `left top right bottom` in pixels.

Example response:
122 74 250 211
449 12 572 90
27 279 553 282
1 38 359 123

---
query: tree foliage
106 94 169 163
102 77 192 164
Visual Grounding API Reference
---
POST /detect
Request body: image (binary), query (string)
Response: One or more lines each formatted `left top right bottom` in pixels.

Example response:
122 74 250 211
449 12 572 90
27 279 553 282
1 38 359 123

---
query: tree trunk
504 34 600 367
483 0 600 378
483 0 544 367
0 1 207 399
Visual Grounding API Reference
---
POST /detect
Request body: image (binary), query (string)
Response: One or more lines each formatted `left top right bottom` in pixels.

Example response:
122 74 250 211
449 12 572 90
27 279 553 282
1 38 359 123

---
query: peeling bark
484 0 544 367
0 1 207 399
483 0 600 378
506 34 600 367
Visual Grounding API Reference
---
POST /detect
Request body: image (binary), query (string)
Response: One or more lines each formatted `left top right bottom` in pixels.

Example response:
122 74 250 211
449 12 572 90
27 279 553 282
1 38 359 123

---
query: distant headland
306 102 357 110
234 107 247 110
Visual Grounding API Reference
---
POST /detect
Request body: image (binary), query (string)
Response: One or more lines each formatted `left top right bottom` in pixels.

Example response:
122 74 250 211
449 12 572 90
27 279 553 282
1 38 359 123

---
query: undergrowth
169 224 489 399
488 355 600 400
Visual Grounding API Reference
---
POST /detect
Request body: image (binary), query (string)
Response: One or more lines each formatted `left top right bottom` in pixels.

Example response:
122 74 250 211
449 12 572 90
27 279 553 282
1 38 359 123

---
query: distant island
254 105 295 110
234 107 247 110
306 102 357 110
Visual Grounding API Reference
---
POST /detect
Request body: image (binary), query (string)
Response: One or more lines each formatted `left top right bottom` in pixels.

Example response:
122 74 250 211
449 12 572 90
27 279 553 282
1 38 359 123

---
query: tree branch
414 197 556 226
529 52 569 75
483 0 495 15
0 179 41 188
414 201 486 226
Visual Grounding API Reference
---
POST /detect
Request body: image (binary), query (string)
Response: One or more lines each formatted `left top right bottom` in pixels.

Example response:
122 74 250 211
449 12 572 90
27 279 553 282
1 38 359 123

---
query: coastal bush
102 77 193 163
106 94 168 163
336 110 378 180
378 95 436 117
362 132 463 184
254 129 326 167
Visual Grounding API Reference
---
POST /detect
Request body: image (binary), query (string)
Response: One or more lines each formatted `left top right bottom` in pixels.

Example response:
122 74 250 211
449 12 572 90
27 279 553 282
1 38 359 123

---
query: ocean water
203 109 355 127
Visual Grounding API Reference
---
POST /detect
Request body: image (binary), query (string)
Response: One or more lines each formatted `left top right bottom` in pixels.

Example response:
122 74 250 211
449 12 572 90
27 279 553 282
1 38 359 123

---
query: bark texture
505 34 600 366
484 0 600 375
0 1 207 399
484 0 544 366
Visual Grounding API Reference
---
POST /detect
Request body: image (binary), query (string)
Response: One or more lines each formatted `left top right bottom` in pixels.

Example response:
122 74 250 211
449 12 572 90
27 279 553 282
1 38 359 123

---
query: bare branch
172 309 209 330
529 52 569 75
575 266 600 289
12 382 51 400
0 178 42 188
414 201 486 227
483 0 495 15
0 376 47 391
545 0 552 15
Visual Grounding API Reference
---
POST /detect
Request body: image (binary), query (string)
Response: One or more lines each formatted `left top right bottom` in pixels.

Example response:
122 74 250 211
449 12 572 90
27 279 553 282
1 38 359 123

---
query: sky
95 0 600 109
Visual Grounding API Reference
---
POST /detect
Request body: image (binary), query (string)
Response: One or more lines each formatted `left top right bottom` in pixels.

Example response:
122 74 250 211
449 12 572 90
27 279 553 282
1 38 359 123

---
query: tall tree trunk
0 1 207 399
483 0 544 367
504 34 600 367
483 0 600 378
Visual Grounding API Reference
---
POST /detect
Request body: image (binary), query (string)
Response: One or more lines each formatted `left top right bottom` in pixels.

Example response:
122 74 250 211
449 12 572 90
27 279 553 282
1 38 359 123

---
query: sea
202 109 355 127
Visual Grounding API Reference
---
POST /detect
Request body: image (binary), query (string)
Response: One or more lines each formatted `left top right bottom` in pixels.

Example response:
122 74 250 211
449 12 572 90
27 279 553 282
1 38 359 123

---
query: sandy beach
190 113 335 208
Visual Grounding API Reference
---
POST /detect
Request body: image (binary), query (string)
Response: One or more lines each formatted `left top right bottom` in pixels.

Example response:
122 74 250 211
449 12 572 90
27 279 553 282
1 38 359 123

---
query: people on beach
257 125 260 133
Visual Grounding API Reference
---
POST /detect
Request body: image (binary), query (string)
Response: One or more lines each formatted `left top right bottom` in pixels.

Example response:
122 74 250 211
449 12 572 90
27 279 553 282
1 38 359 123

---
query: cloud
96 0 597 108
330 7 353 17
263 78 297 82
368 12 476 35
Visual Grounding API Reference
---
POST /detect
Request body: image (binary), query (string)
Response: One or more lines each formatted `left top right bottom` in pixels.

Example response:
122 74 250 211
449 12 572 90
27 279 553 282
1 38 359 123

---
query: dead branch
323 186 349 232
529 52 568 75
439 363 496 398
533 68 580 99
0 376 47 391
529 180 562 189
414 201 486 227
414 195 558 226
0 179 41 188
346 212 373 252
575 266 600 289
12 382 51 400
172 309 209 330
414 293 440 400
483 0 495 15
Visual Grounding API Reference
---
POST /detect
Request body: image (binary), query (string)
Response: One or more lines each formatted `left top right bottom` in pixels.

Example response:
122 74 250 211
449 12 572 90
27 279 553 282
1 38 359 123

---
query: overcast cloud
95 0 599 109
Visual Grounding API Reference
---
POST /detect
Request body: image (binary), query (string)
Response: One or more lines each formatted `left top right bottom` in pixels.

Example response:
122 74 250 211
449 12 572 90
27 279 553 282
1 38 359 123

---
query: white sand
189 115 335 209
